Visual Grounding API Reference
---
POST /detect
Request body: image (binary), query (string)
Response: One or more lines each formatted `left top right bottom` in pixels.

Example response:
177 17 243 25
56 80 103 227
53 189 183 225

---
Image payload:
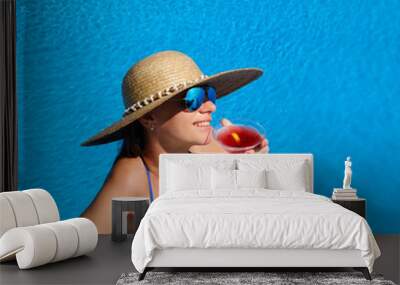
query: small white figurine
342 156 352 189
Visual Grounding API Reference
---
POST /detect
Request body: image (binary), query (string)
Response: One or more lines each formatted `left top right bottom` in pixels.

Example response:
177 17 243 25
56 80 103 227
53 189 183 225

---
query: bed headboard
159 153 314 195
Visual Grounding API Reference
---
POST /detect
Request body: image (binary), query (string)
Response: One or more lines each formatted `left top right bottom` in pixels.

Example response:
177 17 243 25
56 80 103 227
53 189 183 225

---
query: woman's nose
199 100 216 113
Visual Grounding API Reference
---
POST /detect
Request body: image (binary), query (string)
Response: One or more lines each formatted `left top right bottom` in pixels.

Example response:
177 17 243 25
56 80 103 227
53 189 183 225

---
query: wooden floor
0 235 398 285
374 235 400 284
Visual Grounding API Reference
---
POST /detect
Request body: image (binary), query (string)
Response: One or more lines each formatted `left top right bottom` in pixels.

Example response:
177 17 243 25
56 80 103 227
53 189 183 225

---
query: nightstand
332 198 366 219
111 197 149 242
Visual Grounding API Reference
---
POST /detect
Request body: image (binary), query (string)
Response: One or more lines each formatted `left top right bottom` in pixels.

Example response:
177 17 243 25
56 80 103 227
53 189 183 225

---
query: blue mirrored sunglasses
179 86 217 112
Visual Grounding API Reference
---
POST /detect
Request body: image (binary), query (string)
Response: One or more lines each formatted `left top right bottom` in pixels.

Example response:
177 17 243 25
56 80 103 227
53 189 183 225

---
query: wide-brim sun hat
81 50 263 146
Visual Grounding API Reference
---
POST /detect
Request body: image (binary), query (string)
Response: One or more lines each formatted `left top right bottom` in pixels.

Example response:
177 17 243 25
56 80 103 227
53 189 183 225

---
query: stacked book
332 188 358 200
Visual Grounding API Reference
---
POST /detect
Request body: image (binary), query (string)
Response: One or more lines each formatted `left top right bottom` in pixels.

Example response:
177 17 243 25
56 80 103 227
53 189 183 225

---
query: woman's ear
138 113 157 131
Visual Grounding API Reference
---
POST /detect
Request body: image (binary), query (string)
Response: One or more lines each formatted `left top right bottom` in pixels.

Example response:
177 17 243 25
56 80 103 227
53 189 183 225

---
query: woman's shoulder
81 156 147 233
110 156 144 178
104 156 147 194
112 156 142 173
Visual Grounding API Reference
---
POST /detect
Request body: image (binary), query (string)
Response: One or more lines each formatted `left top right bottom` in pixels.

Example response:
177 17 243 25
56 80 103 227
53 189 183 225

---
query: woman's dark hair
116 121 146 159
102 121 147 183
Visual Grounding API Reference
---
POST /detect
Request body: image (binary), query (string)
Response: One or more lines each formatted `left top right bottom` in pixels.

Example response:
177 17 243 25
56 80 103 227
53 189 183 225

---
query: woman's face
147 93 217 149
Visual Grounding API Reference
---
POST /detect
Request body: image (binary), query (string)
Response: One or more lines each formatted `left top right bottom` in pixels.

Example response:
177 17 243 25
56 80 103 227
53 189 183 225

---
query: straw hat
81 50 263 146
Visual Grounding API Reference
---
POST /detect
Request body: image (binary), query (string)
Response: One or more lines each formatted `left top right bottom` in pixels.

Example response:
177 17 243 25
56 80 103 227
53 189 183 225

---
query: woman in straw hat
80 50 269 233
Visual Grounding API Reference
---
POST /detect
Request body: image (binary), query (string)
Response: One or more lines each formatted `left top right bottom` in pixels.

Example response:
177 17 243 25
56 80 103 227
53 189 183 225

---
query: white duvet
131 190 380 273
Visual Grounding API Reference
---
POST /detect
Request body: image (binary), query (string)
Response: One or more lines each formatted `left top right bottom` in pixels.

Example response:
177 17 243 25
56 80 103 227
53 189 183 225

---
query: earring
150 124 155 131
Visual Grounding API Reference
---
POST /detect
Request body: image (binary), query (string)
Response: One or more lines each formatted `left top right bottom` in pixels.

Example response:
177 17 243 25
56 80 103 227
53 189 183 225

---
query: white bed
131 154 380 280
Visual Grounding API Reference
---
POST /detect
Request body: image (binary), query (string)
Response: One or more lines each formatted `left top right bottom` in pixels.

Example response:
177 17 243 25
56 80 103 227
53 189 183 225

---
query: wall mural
16 0 400 234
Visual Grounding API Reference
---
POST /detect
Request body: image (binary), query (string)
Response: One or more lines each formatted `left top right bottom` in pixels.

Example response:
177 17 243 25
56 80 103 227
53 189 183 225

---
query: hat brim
81 67 263 146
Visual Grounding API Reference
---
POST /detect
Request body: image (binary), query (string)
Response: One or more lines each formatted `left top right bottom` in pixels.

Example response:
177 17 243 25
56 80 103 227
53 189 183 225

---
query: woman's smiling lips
193 121 210 127
193 119 212 129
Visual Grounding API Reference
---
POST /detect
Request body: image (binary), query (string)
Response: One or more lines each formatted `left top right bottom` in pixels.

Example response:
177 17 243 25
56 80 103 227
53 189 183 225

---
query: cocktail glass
212 119 266 153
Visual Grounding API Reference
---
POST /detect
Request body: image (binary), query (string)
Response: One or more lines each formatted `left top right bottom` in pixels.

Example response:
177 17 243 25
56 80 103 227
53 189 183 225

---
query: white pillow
167 162 212 191
211 168 237 190
236 169 268 189
237 159 309 191
266 165 307 191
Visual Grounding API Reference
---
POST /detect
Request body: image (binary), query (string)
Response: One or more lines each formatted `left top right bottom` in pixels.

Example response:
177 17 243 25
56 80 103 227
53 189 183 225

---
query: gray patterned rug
116 271 396 285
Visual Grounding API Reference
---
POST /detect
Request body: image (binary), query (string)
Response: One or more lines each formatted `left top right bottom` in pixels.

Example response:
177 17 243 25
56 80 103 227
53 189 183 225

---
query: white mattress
131 190 380 273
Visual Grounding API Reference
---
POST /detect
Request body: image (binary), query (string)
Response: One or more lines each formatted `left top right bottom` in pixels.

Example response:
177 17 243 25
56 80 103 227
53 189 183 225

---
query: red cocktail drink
214 124 264 153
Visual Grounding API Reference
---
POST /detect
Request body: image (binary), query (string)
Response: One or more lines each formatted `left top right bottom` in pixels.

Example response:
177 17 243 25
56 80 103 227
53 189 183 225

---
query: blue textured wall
17 0 400 233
